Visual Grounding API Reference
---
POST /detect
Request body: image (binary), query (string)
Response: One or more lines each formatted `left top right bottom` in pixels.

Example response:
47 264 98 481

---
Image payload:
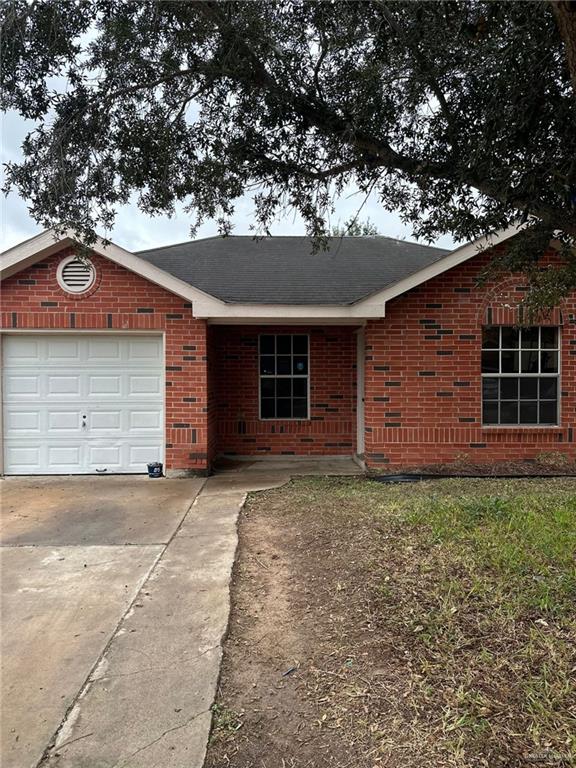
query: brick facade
2 242 575 473
211 325 357 456
0 248 211 473
364 249 576 466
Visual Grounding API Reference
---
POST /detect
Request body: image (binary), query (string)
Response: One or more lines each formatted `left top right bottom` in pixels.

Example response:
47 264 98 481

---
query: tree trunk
551 1 576 96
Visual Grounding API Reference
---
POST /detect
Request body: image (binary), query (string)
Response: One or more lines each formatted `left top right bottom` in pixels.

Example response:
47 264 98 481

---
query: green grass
403 487 576 616
255 476 576 765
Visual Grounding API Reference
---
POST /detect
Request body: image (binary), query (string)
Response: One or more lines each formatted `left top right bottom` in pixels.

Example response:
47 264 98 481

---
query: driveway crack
110 708 211 768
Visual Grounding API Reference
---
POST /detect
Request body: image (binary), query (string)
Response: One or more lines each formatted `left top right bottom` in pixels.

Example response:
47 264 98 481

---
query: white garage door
2 335 164 475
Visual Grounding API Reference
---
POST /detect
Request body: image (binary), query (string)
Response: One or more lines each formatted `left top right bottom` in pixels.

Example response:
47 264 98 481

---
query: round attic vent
57 255 96 294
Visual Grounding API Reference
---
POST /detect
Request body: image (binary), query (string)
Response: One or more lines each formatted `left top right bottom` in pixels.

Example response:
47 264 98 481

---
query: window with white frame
259 334 309 419
481 326 559 425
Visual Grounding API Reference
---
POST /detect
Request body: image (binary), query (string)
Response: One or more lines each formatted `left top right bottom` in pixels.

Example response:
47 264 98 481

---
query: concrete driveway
1 474 243 768
1 459 360 768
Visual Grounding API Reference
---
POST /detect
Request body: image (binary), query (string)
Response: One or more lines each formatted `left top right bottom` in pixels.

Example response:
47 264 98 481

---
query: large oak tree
2 0 576 308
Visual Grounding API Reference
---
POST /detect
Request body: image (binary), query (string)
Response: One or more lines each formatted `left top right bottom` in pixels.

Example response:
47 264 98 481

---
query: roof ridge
137 233 449 254
136 234 225 253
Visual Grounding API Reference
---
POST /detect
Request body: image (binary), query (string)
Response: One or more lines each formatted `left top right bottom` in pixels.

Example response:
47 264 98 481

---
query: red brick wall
364 249 576 467
3 243 575 472
211 325 357 456
0 247 210 473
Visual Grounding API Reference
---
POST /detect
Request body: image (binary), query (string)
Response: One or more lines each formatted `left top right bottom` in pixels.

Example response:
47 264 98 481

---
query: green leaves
2 0 576 303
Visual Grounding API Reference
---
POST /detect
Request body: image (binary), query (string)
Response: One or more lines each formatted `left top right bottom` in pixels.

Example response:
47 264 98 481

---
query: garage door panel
88 375 122 396
5 410 41 433
88 444 122 469
129 410 162 431
5 375 39 397
48 444 83 470
4 444 42 472
6 338 40 362
48 410 83 431
129 375 162 396
128 443 163 467
46 339 81 361
90 411 122 431
47 375 81 396
3 335 164 475
87 339 122 361
128 339 163 361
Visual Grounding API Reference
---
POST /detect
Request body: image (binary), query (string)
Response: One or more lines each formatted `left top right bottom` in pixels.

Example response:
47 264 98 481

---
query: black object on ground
147 462 163 478
371 473 576 483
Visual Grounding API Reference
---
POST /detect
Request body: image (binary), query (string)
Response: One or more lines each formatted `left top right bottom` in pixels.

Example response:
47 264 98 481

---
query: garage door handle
95 468 107 473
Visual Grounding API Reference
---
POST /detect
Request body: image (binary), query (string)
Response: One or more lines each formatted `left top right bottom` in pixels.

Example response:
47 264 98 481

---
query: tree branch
550 1 576 97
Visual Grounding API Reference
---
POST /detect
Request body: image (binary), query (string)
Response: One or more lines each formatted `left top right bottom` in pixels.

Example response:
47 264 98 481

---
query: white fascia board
353 223 524 309
0 228 226 312
194 301 385 320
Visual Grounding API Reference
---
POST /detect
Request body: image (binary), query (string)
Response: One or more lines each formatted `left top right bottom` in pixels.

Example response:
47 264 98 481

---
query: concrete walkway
5 458 361 768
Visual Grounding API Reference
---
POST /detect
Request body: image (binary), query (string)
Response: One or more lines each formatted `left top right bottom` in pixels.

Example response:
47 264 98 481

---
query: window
259 334 309 419
481 326 559 425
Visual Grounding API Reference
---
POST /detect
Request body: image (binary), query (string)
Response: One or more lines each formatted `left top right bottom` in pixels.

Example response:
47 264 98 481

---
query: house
1 226 574 475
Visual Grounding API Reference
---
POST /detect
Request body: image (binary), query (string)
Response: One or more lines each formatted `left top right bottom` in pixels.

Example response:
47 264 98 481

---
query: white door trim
355 327 365 460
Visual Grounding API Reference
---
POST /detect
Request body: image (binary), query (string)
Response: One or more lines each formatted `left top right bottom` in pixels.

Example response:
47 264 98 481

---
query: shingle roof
137 235 450 305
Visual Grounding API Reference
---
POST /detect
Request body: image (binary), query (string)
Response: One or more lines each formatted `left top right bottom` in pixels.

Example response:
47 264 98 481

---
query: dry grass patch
206 477 576 768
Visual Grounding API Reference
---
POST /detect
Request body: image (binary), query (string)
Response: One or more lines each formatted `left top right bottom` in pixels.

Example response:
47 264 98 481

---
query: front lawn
206 477 576 768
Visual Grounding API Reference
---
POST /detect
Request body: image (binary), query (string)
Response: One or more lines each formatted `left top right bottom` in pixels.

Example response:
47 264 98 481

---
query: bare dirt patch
205 477 576 768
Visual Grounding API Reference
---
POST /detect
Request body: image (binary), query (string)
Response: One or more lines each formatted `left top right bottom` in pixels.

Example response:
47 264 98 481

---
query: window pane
482 378 499 400
521 327 539 349
276 379 292 397
539 401 557 424
277 356 291 375
293 335 308 354
293 398 308 419
500 401 518 424
261 398 275 418
540 351 558 373
260 335 275 354
539 378 557 399
540 328 557 349
277 335 291 354
260 356 275 375
521 350 539 373
483 401 499 424
277 399 292 418
293 378 307 398
520 379 538 399
501 327 519 348
293 356 308 374
501 350 519 373
519 402 538 424
276 378 292 398
481 351 499 373
261 378 275 398
482 327 500 349
500 378 518 399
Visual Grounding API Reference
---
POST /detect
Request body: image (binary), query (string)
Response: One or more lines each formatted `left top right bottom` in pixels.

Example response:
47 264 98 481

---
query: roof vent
57 255 96 294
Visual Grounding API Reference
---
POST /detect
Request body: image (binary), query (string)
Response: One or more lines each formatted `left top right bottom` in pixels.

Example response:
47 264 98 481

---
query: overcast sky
2 108 457 253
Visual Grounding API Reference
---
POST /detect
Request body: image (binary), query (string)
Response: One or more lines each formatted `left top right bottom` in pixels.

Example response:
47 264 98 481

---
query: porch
207 324 365 463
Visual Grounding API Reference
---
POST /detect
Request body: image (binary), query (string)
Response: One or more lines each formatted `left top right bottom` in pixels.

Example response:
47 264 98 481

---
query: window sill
259 418 311 422
481 425 562 432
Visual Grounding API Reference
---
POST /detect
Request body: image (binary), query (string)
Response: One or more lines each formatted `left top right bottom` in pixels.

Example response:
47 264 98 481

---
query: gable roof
1 223 524 320
137 235 450 305
0 229 226 312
